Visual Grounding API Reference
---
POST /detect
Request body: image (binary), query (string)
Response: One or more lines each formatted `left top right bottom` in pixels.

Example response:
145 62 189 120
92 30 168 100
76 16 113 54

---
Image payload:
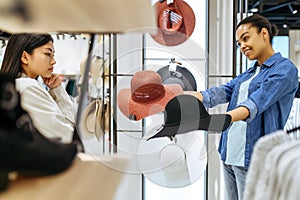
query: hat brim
117 84 183 121
138 131 207 188
147 114 232 140
157 65 197 91
150 0 196 46
79 100 104 140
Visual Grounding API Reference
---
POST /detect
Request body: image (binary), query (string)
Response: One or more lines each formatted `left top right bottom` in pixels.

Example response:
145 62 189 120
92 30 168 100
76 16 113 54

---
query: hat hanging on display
137 130 207 188
150 0 196 46
79 99 110 141
148 94 232 140
79 55 108 85
103 98 111 133
117 70 183 121
79 55 110 99
157 58 197 91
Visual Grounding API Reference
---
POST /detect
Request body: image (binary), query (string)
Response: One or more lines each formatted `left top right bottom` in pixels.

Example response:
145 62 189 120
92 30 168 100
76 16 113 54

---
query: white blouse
15 76 77 143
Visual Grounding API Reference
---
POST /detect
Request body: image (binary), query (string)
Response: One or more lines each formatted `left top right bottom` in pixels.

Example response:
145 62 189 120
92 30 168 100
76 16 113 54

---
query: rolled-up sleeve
239 59 298 124
238 99 258 123
246 62 297 118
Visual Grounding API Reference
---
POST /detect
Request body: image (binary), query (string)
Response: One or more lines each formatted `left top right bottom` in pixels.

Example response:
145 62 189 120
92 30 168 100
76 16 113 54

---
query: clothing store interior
0 0 300 200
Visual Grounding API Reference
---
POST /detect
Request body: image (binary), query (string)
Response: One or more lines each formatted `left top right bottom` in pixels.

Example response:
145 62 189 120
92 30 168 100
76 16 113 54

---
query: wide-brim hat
156 59 197 91
79 99 105 140
148 94 232 140
117 70 183 121
137 130 207 188
79 55 108 85
150 0 196 46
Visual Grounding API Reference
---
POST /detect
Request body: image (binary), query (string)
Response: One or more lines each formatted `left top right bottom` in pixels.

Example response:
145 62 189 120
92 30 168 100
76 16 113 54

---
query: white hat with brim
79 99 104 140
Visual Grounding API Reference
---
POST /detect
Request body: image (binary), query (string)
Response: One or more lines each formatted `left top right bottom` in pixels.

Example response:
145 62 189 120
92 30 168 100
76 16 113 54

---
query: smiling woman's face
21 41 56 79
235 23 271 64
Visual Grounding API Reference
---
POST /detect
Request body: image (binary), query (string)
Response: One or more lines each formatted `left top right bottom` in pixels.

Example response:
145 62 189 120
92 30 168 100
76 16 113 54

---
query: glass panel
116 33 144 74
208 77 232 88
273 36 289 58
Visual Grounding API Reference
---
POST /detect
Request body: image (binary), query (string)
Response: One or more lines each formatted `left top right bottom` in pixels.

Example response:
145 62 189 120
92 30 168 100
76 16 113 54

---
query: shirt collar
20 73 29 78
20 73 39 80
263 52 282 68
248 52 282 72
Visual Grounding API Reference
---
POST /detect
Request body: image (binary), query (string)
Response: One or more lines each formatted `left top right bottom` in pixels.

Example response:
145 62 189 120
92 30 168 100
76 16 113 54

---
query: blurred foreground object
0 0 156 33
0 153 130 200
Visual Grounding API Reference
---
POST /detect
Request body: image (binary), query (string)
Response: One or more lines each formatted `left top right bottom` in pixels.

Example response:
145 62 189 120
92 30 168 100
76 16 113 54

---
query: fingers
183 91 203 101
43 74 61 88
43 74 55 85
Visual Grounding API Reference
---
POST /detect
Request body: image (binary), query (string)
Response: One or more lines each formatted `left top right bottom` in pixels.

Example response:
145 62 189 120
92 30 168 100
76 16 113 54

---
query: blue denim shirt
201 52 298 167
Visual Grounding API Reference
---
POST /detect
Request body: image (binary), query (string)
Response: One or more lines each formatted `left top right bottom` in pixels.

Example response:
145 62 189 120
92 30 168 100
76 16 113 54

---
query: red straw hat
150 0 196 46
117 70 183 121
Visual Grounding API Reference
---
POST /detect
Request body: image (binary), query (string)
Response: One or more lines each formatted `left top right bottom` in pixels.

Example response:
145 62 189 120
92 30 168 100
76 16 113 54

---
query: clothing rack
243 130 300 200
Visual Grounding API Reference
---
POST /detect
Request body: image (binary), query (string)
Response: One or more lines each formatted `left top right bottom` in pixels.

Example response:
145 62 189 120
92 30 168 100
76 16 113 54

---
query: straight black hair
0 33 53 78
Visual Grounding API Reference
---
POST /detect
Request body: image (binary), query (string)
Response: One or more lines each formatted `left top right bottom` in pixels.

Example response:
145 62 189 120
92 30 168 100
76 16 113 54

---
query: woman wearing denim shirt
186 14 298 200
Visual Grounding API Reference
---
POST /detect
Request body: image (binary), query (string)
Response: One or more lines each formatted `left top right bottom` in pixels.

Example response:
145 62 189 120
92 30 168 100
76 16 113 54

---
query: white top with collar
15 74 77 143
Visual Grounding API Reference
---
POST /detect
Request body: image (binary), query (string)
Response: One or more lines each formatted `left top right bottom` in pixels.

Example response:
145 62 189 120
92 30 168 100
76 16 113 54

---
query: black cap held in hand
147 94 232 140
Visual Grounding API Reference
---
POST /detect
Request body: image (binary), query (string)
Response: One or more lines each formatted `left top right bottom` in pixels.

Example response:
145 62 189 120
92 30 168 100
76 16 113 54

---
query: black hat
156 58 197 91
148 94 232 140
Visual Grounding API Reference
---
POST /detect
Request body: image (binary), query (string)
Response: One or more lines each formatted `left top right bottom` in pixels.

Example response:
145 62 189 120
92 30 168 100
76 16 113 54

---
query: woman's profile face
21 41 56 79
235 24 269 62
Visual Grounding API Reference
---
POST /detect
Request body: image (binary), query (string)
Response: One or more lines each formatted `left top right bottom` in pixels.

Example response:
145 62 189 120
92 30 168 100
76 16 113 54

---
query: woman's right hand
42 74 62 89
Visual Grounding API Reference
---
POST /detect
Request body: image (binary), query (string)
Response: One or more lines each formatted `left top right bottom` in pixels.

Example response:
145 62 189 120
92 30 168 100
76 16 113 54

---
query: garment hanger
286 126 300 134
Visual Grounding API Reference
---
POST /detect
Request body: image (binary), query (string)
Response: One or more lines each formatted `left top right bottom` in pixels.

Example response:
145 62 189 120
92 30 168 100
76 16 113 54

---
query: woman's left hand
42 74 62 89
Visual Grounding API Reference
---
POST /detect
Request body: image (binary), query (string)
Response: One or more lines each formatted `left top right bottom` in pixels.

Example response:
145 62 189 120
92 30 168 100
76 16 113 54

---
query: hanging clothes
243 129 300 200
243 130 291 200
284 98 300 139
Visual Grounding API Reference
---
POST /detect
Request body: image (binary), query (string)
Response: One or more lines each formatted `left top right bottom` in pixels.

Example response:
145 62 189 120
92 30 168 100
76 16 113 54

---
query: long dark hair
0 33 54 78
236 14 278 44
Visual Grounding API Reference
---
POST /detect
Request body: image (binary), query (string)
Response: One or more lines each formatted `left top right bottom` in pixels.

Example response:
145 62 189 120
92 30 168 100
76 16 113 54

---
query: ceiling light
288 3 298 14
283 24 288 29
250 8 259 13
